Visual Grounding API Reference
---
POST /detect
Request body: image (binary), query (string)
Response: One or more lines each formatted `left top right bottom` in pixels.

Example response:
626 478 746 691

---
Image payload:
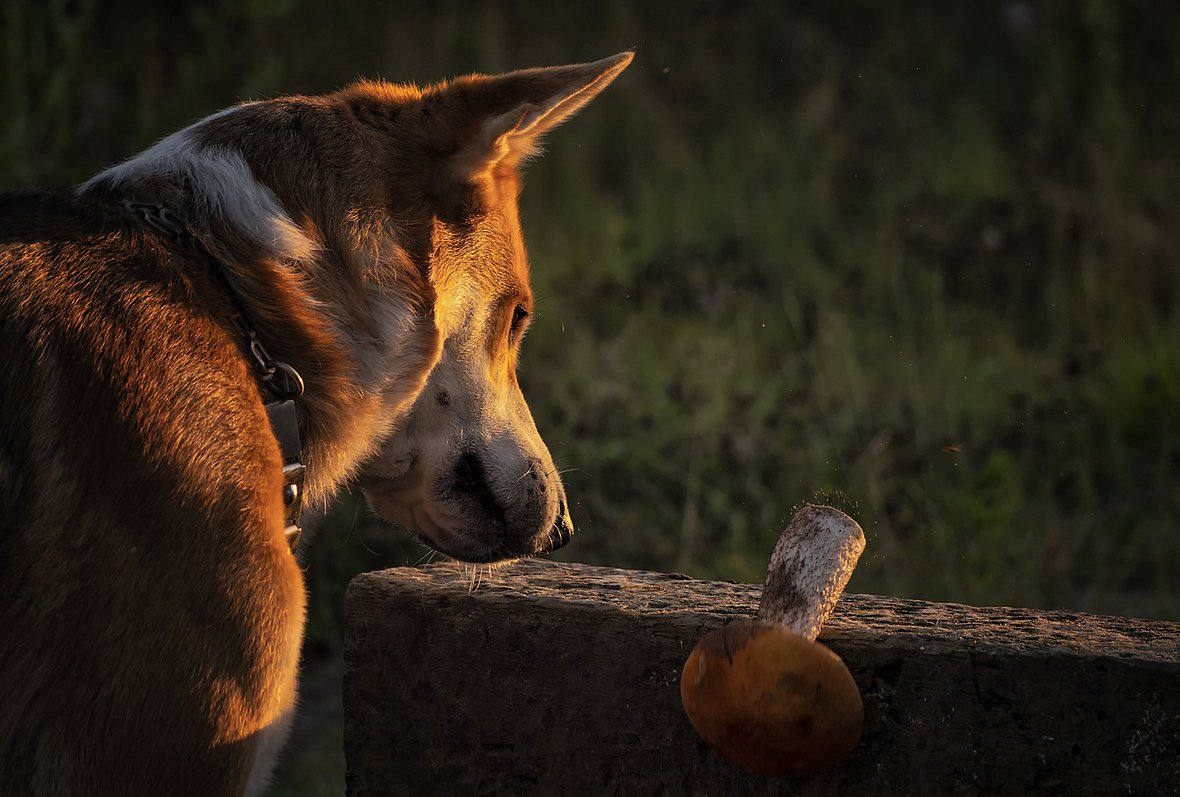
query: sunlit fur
81 106 320 266
0 53 631 795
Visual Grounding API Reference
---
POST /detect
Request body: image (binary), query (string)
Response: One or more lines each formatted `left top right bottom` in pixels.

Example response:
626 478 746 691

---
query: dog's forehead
429 207 529 337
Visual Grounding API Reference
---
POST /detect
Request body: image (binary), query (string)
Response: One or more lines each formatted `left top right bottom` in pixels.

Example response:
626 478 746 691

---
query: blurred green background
4 0 1178 793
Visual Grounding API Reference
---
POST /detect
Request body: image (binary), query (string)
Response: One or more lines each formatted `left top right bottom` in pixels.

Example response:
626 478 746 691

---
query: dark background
4 1 1177 792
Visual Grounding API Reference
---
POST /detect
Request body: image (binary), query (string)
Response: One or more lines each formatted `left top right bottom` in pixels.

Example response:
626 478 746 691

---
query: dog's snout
438 449 573 559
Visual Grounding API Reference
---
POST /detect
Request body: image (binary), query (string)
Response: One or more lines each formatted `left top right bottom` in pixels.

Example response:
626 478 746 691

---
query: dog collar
121 199 306 553
266 398 306 552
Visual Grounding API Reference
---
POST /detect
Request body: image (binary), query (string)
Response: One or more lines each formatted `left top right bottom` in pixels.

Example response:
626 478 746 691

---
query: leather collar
122 199 306 552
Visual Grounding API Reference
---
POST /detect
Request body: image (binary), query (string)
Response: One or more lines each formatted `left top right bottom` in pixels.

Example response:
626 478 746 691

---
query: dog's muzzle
538 499 574 554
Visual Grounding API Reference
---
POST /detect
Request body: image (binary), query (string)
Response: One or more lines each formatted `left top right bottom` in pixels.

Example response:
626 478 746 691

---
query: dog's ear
435 52 633 183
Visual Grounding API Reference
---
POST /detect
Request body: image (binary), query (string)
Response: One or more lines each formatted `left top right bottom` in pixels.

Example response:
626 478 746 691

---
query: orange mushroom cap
680 619 863 778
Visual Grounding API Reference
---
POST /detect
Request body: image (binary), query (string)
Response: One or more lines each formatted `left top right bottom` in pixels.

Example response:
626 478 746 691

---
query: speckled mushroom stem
757 505 866 641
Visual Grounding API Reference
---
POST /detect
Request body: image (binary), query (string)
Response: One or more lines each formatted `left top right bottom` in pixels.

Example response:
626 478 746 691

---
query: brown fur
0 53 631 795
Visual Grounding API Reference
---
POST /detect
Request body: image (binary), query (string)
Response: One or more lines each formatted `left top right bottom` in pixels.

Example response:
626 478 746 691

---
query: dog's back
0 191 304 795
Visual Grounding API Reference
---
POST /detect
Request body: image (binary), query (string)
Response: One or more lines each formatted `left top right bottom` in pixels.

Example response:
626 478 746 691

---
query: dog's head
353 54 633 562
81 53 630 563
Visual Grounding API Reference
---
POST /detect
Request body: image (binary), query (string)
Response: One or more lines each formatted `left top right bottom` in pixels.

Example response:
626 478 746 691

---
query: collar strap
122 200 304 402
266 399 305 552
122 199 306 553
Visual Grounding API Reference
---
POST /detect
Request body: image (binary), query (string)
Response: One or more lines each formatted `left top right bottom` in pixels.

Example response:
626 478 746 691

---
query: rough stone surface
344 559 1180 796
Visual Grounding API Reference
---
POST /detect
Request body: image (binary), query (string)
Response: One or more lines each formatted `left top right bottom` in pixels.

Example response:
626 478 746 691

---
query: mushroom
680 504 866 777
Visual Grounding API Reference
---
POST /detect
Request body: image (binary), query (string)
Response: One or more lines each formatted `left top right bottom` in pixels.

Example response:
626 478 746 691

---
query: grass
4 1 1179 792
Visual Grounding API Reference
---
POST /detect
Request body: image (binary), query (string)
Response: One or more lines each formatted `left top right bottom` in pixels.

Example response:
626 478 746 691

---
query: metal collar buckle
248 333 305 401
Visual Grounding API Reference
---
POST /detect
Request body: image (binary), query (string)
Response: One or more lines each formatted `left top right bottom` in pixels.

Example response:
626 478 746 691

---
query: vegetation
5 1 1178 792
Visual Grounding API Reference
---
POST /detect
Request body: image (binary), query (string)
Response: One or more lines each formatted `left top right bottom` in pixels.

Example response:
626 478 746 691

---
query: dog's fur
0 53 631 795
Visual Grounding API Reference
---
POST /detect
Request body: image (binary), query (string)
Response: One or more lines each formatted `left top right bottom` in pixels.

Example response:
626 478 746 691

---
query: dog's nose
540 498 574 553
453 452 501 518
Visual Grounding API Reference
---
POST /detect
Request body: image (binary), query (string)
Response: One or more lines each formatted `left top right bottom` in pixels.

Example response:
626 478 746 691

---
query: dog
0 52 632 795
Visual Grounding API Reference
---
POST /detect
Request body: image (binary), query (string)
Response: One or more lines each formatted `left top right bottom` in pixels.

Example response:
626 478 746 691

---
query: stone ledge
344 559 1180 796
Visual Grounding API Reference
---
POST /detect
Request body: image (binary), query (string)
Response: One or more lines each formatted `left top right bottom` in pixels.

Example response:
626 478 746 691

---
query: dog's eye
510 304 529 338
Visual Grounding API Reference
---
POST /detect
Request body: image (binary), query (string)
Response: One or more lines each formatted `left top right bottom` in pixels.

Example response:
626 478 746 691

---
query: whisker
330 501 358 550
355 533 379 557
347 502 380 557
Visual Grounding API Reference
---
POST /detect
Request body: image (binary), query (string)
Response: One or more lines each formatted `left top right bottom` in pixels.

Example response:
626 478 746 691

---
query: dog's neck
119 198 310 551
122 199 307 401
84 175 441 518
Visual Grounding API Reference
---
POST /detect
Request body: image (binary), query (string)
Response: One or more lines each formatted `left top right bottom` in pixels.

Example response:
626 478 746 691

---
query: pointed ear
434 52 633 183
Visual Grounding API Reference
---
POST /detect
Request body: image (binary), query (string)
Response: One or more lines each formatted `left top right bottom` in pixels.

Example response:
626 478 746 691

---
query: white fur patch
79 105 318 264
245 704 297 797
